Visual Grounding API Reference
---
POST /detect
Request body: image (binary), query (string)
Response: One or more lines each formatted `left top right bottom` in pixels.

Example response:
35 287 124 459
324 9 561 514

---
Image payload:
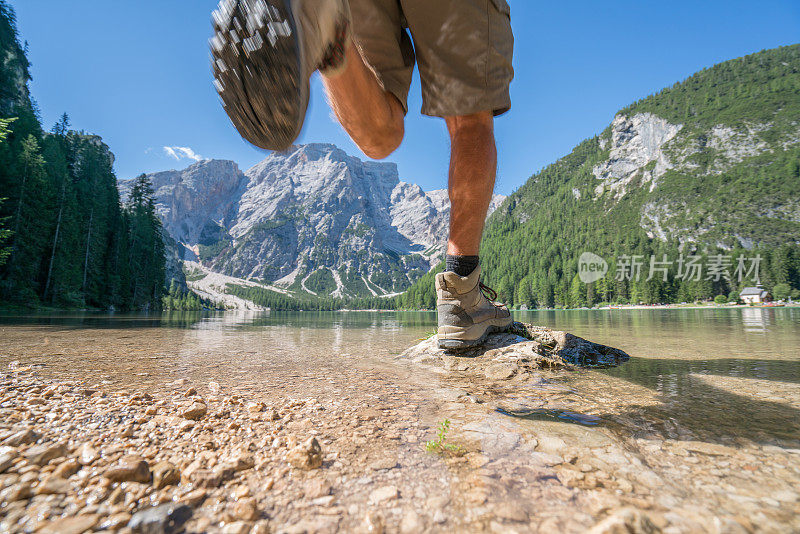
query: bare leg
445 112 497 256
321 40 405 159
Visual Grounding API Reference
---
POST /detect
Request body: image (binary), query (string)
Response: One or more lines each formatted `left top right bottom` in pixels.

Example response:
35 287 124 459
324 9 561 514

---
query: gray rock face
592 111 800 248
121 144 505 297
593 113 682 198
120 159 246 246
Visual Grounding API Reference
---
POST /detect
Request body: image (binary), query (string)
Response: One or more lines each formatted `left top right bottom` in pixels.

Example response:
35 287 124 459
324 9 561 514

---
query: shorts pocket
490 0 511 16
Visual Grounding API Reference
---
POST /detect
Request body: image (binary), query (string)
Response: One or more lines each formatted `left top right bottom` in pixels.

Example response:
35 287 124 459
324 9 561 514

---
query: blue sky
10 0 800 194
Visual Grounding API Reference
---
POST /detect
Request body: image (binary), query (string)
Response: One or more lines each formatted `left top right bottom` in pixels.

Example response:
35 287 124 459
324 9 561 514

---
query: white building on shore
739 286 770 305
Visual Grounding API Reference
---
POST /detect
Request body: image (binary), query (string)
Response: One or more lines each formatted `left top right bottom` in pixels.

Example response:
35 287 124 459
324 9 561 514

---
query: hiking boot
210 0 351 151
435 266 512 350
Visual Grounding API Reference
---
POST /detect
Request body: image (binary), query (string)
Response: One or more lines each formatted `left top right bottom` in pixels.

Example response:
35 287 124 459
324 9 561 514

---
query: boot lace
479 282 498 302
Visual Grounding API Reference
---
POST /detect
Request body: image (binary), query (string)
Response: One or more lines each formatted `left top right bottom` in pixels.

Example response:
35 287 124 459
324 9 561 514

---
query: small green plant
417 330 437 341
425 419 462 454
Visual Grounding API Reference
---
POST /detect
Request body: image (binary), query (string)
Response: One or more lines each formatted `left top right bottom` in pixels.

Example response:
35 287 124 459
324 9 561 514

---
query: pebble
369 457 398 471
0 448 18 473
181 402 207 420
1 482 32 502
54 459 80 478
35 475 71 495
287 437 323 470
247 401 265 413
530 451 564 466
3 428 39 446
222 521 253 534
152 460 181 489
233 497 260 521
181 488 208 507
188 468 227 488
586 507 659 534
433 510 447 524
537 435 567 455
100 512 132 530
369 485 399 504
557 468 585 487
675 441 737 456
3 337 799 534
24 442 67 465
78 443 99 465
304 478 332 498
400 509 423 533
38 514 100 534
104 455 151 483
363 510 385 533
230 452 255 472
128 503 192 534
495 503 529 522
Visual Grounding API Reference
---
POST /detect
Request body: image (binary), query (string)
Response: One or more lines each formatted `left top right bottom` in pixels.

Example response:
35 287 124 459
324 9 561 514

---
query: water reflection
0 309 440 331
1 307 798 443
741 307 769 333
604 357 800 390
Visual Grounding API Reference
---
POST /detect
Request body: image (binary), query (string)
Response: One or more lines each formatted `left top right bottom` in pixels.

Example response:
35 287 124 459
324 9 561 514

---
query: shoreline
2 303 797 315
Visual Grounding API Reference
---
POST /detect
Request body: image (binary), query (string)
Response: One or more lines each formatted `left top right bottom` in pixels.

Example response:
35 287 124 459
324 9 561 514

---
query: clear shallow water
1 307 798 443
3 307 799 533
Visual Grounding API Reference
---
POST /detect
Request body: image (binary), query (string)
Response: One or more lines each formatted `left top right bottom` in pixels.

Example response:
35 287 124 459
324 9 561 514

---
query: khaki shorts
349 0 514 117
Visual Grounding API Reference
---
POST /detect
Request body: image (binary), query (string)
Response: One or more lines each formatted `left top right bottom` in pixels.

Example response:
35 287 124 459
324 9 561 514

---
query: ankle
445 255 479 277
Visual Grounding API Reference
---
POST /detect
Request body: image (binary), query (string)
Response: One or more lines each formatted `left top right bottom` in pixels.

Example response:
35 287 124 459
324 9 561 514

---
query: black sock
445 255 479 277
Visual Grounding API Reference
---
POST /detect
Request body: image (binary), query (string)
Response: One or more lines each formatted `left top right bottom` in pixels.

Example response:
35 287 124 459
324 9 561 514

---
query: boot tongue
440 266 482 293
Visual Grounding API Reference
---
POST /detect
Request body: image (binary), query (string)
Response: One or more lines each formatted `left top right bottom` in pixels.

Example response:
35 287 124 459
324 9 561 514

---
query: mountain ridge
120 143 505 300
398 44 800 309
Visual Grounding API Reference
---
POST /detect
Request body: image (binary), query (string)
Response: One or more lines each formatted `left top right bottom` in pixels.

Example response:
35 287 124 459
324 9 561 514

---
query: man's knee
359 118 404 159
446 111 494 145
351 92 405 160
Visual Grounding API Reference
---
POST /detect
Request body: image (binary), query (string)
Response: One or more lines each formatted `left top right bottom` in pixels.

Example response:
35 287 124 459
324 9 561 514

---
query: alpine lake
0 307 798 533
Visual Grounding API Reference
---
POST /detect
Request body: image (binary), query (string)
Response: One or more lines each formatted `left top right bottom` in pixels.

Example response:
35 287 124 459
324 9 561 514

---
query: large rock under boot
400 322 630 377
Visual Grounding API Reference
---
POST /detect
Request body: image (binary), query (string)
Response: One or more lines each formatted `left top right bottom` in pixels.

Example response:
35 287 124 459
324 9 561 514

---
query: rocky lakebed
0 322 798 533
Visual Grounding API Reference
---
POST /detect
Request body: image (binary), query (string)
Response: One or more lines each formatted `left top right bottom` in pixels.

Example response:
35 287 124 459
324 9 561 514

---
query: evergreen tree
0 3 168 310
124 174 166 310
0 117 13 266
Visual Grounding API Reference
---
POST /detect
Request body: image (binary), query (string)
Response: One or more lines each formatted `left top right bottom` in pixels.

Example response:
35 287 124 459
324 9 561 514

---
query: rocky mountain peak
122 144 505 299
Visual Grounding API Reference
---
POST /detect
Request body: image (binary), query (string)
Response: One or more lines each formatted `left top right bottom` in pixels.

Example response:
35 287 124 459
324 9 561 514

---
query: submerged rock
128 503 192 534
587 507 660 534
400 322 629 372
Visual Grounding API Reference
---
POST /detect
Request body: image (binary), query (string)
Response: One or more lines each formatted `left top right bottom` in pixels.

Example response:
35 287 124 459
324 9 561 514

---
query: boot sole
437 318 513 350
212 0 307 151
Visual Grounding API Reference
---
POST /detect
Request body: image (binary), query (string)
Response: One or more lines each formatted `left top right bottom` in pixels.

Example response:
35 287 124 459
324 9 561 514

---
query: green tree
771 283 792 301
125 174 166 310
0 117 14 266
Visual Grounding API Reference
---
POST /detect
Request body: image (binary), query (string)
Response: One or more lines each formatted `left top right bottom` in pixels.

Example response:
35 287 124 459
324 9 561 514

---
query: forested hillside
0 1 165 310
400 45 800 309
